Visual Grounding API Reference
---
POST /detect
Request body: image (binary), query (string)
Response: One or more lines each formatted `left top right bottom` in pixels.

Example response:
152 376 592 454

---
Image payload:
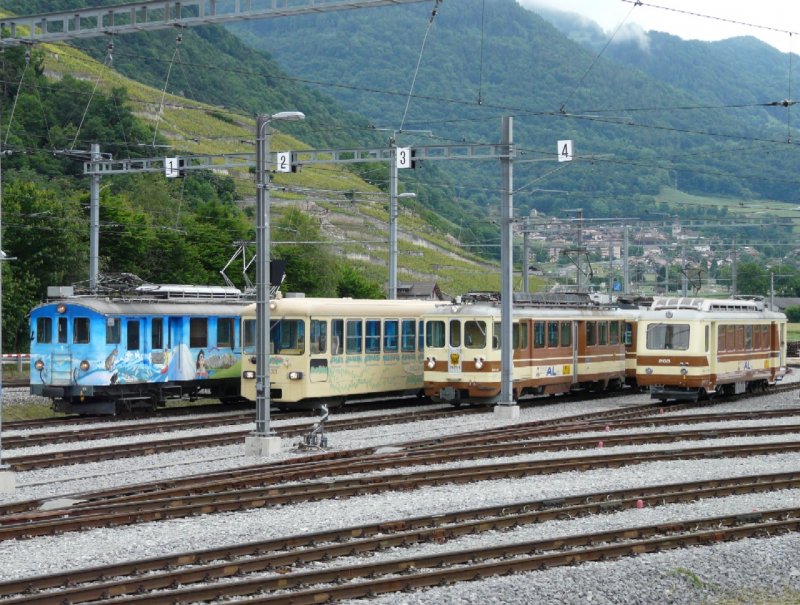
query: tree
337 265 384 299
273 208 339 296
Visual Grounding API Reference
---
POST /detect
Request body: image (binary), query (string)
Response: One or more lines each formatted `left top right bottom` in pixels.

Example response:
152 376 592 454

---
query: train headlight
680 368 688 375
288 371 304 380
34 359 45 371
242 370 256 379
426 356 436 369
474 357 484 369
79 360 90 372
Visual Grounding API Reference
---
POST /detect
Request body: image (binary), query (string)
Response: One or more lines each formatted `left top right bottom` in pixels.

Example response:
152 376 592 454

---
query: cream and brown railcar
240 295 440 408
422 295 640 405
636 297 787 402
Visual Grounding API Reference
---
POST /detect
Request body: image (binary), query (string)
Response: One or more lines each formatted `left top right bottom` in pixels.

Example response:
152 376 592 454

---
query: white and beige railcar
422 295 641 404
240 295 441 408
636 297 787 402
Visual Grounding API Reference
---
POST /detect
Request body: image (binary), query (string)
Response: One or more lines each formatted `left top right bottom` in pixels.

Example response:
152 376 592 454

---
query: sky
521 0 800 53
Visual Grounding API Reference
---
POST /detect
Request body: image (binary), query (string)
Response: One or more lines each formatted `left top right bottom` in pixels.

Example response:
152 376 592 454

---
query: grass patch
787 323 800 341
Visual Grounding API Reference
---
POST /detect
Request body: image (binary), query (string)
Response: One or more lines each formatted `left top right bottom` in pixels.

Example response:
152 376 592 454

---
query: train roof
31 296 252 317
644 296 786 320
242 296 443 316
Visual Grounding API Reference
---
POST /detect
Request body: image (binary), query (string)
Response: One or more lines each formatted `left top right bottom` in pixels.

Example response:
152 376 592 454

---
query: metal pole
0 141 4 468
522 230 529 293
254 114 272 437
388 137 398 299
499 116 515 406
623 224 629 294
89 143 100 292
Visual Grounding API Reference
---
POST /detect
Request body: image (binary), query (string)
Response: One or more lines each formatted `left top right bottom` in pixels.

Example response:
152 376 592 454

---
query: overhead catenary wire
69 42 114 152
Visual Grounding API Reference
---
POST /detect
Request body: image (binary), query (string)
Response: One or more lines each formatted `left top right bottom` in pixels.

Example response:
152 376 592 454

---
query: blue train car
30 285 252 415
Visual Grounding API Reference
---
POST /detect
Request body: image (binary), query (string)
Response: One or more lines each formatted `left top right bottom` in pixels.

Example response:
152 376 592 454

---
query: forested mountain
228 0 800 213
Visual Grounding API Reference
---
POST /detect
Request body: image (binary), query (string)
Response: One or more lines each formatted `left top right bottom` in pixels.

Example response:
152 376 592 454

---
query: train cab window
217 318 235 348
36 317 52 344
243 319 256 355
346 320 363 354
464 320 486 349
547 321 559 348
190 318 208 348
533 321 545 348
598 321 608 346
274 319 305 355
106 318 121 344
609 321 619 345
646 323 690 350
586 322 596 346
761 325 769 350
365 320 381 353
493 322 501 349
560 321 572 347
426 320 445 348
73 318 90 344
401 319 416 352
384 320 399 353
513 321 527 350
127 320 140 350
332 319 344 355
151 318 163 349
310 319 327 355
449 320 462 347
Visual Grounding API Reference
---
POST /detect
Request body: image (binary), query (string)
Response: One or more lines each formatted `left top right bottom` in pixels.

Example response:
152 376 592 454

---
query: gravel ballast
0 382 799 604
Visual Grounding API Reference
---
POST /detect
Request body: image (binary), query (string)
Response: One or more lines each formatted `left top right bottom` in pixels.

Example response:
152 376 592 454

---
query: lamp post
245 110 305 457
388 191 416 299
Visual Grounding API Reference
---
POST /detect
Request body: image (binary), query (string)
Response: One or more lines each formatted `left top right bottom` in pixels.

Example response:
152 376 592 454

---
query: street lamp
245 110 305 458
389 191 416 299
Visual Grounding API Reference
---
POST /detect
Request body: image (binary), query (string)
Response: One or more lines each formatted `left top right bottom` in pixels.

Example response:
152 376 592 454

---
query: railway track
2 416 800 540
0 473 797 603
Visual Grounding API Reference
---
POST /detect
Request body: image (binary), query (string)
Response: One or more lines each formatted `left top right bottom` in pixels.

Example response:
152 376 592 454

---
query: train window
36 317 52 344
533 321 545 348
127 320 140 350
586 322 596 346
745 325 753 350
717 325 726 352
106 318 121 344
464 320 487 349
753 325 761 350
598 321 608 346
609 321 619 345
152 318 163 349
426 320 445 348
274 320 305 355
384 320 399 353
560 321 572 347
310 320 327 355
736 326 745 351
418 320 424 351
57 317 67 343
450 320 461 347
514 321 528 349
624 322 634 346
332 319 344 355
218 318 235 348
73 318 90 344
762 325 769 349
190 318 208 348
365 320 381 353
547 322 559 348
726 325 735 351
243 319 256 355
705 325 710 352
401 320 416 352
346 320 363 354
646 323 690 350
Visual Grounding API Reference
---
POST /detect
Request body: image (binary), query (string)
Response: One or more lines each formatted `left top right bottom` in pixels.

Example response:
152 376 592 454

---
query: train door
448 319 462 374
309 318 328 383
169 317 183 377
